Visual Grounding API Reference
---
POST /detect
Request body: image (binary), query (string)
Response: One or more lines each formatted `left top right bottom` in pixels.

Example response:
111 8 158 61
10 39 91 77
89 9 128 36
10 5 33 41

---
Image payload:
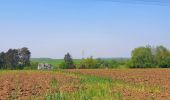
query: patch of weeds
49 77 59 93
112 79 163 94
50 71 122 100
113 92 123 100
61 71 164 99
45 93 63 100
9 80 21 100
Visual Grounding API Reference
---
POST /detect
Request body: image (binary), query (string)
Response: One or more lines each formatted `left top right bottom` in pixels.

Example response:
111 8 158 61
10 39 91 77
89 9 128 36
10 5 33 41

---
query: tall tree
6 49 19 69
18 47 31 68
64 53 75 69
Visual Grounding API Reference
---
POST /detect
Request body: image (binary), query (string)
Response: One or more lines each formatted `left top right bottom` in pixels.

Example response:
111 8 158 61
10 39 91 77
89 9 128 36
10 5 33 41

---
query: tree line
130 45 170 68
60 45 170 69
0 47 31 69
0 45 169 70
59 53 129 69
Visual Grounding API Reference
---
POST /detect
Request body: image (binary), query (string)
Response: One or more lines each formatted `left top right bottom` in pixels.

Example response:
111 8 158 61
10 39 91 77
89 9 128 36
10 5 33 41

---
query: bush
58 62 67 69
79 57 99 69
23 62 38 70
130 45 170 68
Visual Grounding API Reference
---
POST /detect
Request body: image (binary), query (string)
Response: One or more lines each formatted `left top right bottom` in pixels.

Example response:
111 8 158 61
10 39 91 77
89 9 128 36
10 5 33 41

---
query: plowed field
0 71 81 100
0 69 170 100
66 69 170 99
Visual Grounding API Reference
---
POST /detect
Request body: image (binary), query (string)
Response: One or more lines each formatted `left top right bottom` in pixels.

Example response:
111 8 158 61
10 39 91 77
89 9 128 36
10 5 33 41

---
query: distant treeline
0 47 31 69
58 55 129 69
0 45 170 70
59 45 170 69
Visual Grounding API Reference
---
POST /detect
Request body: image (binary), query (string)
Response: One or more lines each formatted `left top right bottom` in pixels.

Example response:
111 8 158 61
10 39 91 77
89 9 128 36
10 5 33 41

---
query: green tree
131 46 155 68
80 57 99 69
155 46 170 68
18 47 31 69
6 49 19 69
96 58 109 68
0 47 31 70
0 52 6 69
64 53 75 69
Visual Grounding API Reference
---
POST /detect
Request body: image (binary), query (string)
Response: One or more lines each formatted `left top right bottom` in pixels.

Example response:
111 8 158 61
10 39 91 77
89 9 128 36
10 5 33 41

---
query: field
31 58 81 68
0 69 170 100
30 58 129 69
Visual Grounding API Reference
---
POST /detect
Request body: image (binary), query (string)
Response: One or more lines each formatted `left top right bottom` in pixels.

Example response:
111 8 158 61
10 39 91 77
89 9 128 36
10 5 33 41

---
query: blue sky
0 0 170 58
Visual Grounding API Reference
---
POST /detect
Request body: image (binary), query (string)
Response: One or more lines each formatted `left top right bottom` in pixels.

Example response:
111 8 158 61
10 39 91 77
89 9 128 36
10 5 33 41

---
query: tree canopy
63 53 75 69
130 45 170 68
0 47 31 69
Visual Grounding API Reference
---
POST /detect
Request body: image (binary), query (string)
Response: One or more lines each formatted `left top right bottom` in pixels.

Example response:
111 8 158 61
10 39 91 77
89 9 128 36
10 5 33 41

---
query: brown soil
0 71 81 100
66 69 170 100
1 69 170 100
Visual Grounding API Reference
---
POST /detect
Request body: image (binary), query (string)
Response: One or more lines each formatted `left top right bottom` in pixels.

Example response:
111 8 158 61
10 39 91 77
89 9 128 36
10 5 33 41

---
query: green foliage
96 59 110 68
45 71 123 100
96 58 129 69
31 58 64 69
155 46 170 68
79 57 99 69
56 53 76 69
58 58 130 69
32 58 129 69
24 62 38 70
0 47 31 70
45 70 163 100
131 45 170 68
0 52 6 69
31 58 81 69
131 46 155 68
64 53 75 69
58 62 67 69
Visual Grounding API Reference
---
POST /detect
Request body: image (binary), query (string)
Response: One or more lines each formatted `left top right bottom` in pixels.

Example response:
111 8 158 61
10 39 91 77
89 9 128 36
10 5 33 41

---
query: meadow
0 69 170 100
30 58 129 69
31 58 82 68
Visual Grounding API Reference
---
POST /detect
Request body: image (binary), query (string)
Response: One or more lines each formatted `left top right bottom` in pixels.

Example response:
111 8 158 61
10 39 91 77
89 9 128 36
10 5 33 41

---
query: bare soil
1 69 170 100
0 71 81 100
66 69 170 99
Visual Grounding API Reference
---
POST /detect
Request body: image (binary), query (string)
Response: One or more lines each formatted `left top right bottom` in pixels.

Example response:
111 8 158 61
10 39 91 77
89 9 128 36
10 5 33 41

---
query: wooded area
0 47 31 69
0 45 170 70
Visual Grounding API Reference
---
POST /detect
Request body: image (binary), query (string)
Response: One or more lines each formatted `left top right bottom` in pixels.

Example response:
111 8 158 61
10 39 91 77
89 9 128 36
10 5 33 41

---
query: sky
0 0 170 59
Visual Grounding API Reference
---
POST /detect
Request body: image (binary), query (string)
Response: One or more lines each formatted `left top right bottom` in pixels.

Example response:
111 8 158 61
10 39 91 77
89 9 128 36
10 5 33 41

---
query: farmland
30 58 129 69
0 69 170 100
31 58 82 69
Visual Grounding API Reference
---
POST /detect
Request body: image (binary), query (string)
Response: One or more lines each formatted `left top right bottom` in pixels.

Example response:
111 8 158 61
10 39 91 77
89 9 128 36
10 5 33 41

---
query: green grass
30 58 130 69
0 70 164 100
45 71 122 100
45 70 164 100
31 58 64 67
31 58 81 69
